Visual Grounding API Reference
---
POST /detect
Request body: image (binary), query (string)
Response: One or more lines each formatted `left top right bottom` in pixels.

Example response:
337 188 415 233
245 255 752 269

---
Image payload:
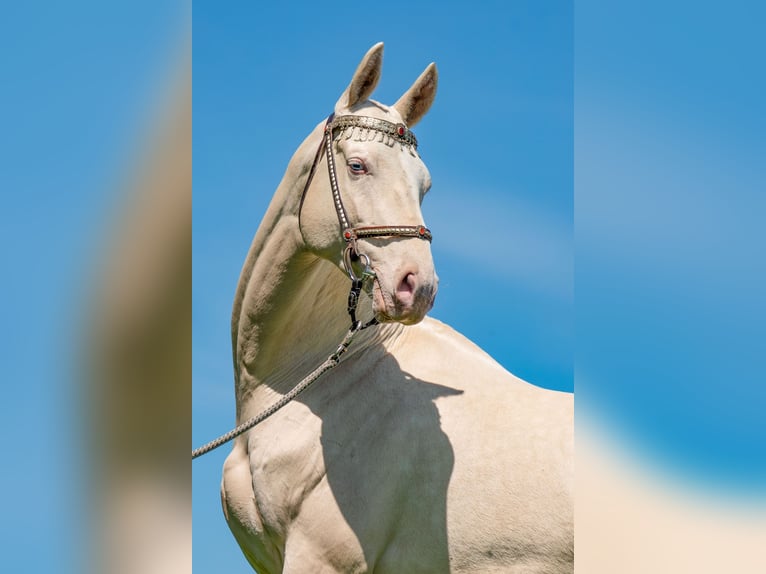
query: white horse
221 43 573 573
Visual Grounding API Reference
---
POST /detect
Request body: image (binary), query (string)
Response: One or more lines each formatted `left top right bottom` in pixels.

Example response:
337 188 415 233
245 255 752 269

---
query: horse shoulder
221 441 286 574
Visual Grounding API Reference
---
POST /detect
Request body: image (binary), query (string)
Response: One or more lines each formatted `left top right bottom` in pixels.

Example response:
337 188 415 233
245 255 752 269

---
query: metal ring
358 253 371 273
344 247 374 282
343 246 357 281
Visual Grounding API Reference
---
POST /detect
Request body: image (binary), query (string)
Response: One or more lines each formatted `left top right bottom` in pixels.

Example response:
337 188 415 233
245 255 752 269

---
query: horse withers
221 43 573 573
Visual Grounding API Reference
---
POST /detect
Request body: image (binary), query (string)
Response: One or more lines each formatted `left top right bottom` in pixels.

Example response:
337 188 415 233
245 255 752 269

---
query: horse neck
230 147 399 420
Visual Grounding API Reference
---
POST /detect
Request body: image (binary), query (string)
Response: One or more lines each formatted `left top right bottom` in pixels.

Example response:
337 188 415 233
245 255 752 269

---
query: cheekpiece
330 115 418 150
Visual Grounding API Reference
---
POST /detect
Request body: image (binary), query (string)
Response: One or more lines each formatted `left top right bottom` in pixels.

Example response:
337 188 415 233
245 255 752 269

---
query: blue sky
576 0 766 493
192 2 572 570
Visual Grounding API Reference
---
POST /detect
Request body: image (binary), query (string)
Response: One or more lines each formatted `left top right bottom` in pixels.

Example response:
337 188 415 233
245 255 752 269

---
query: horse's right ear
393 62 437 127
336 42 384 110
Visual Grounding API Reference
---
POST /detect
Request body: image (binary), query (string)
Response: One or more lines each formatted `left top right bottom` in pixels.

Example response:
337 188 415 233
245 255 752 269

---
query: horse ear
394 63 438 127
337 42 384 110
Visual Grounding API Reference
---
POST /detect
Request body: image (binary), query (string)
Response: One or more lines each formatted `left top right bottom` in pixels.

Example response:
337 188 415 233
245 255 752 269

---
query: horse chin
372 279 432 326
373 308 428 326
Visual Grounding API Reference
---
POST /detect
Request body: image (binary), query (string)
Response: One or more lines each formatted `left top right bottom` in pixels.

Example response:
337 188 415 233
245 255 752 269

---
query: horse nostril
396 272 417 304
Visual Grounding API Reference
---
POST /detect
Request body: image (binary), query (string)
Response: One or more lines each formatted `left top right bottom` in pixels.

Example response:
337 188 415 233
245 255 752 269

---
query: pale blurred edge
574 0 766 571
83 38 191 574
576 410 766 573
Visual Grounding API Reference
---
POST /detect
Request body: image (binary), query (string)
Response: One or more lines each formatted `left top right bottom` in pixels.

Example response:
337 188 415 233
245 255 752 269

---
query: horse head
299 43 439 325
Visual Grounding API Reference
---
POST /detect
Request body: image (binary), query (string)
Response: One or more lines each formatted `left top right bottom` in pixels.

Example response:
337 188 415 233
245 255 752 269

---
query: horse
220 43 573 573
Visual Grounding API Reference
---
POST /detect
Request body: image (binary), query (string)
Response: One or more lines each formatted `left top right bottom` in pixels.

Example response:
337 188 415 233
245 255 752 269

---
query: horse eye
347 159 367 174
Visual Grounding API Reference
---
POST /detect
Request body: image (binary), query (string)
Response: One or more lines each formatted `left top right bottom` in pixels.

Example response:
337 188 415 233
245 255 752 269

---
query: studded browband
330 114 419 149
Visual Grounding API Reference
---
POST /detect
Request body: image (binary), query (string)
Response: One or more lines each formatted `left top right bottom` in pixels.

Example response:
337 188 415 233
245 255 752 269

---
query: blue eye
347 159 367 174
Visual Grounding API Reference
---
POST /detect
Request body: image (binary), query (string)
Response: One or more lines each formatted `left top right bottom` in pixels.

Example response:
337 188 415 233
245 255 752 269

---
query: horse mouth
372 276 434 326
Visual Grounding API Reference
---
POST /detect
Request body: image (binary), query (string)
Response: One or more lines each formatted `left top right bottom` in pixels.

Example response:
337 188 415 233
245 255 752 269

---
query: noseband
299 113 433 284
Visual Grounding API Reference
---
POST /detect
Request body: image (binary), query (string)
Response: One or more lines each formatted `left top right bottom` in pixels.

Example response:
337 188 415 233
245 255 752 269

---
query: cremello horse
221 43 573 573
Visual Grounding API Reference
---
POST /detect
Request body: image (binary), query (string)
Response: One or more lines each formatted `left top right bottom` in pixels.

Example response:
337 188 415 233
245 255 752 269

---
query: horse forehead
344 99 403 123
365 142 430 188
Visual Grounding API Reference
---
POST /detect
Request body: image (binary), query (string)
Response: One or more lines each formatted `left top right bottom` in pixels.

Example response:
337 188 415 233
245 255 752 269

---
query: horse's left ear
394 63 438 127
337 42 384 110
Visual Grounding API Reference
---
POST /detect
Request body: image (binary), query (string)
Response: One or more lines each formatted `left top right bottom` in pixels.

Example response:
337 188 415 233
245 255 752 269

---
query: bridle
192 113 433 459
299 113 433 324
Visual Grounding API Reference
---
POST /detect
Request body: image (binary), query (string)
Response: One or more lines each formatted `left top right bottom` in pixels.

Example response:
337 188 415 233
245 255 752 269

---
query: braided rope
192 324 362 459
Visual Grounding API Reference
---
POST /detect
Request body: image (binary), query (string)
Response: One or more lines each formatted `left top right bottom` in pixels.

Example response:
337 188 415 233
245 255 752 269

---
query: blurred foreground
83 49 191 574
577 414 766 573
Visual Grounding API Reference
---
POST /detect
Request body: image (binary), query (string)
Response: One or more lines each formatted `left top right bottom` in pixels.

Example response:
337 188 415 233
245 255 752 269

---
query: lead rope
192 257 376 460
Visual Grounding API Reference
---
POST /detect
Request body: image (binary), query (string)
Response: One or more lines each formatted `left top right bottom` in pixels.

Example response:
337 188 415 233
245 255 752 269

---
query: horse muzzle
372 267 438 325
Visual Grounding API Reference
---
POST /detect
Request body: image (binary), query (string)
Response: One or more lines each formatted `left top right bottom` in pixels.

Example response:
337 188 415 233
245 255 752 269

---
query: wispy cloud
425 185 572 300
